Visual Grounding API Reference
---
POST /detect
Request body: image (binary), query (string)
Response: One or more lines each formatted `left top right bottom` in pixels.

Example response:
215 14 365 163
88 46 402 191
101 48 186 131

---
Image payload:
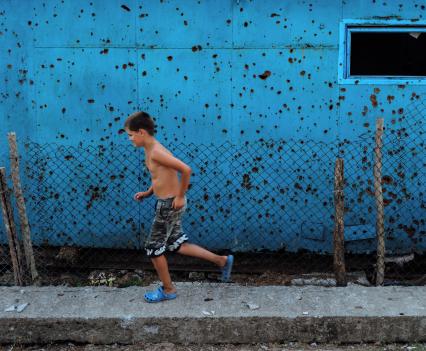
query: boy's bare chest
145 157 155 172
145 157 162 175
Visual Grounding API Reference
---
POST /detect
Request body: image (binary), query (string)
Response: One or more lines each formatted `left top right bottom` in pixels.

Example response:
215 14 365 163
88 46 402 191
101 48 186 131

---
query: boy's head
125 111 155 135
124 111 155 147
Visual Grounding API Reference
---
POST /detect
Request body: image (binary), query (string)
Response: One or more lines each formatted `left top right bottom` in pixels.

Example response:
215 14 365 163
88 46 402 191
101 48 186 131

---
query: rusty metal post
333 158 347 287
8 132 39 283
374 118 385 286
0 167 24 285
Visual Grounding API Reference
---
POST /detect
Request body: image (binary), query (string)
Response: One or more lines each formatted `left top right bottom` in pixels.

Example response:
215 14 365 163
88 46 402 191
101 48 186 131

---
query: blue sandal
221 255 234 282
144 286 177 303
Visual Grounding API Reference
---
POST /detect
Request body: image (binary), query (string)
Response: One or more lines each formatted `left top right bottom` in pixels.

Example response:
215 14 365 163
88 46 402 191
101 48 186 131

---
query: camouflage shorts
144 197 189 257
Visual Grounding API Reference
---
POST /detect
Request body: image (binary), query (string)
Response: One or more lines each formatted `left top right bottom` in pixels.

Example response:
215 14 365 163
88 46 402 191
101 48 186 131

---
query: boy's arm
151 149 191 197
146 185 154 195
134 184 153 201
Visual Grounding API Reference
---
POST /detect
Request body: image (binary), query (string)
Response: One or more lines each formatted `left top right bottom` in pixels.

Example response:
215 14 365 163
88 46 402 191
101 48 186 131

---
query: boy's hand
133 191 151 201
172 196 185 210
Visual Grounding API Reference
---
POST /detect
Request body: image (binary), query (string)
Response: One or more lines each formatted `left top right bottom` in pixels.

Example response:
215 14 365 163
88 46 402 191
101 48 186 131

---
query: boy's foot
144 286 177 303
221 255 234 282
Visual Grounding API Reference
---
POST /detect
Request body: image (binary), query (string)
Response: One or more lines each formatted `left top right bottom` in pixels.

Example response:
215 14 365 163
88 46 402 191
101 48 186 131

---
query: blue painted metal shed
0 0 425 255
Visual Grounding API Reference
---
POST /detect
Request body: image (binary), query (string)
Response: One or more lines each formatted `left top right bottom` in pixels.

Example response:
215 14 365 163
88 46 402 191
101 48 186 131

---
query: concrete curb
1 284 425 345
2 316 426 344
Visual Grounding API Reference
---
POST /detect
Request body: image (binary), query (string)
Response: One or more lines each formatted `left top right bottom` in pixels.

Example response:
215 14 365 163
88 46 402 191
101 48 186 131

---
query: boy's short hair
124 111 155 136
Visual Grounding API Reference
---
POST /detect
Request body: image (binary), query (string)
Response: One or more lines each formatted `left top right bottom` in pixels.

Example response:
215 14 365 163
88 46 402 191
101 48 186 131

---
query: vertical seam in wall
336 0 344 157
31 9 38 145
135 0 139 110
231 0 235 142
134 0 142 248
230 0 236 249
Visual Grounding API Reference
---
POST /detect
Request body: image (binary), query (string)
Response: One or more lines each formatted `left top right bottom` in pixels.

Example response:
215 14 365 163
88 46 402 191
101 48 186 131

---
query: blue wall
0 0 425 254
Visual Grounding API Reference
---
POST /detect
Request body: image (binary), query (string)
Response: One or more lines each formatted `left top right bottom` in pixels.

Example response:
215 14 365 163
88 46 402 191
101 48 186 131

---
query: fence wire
0 98 424 287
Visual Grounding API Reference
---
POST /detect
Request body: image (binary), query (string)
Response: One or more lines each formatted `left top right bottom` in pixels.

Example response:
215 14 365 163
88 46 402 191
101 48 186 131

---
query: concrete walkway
1 283 425 345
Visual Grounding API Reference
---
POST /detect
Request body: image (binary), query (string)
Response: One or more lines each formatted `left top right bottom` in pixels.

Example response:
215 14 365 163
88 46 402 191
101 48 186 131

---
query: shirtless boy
124 111 233 303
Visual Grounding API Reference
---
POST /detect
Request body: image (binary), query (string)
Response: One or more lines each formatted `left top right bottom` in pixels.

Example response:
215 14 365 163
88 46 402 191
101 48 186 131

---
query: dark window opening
350 31 426 76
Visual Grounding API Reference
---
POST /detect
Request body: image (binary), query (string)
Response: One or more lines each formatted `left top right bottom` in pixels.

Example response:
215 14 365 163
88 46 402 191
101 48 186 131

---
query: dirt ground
1 342 426 351
1 247 425 287
0 268 373 288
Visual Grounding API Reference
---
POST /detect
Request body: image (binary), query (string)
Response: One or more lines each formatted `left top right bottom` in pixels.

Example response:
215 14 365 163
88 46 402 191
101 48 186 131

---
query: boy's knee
176 242 188 252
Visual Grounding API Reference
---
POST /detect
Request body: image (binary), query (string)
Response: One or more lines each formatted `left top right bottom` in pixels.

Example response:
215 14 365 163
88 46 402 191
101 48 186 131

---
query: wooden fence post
333 158 347 287
374 118 385 286
8 132 39 283
0 167 24 285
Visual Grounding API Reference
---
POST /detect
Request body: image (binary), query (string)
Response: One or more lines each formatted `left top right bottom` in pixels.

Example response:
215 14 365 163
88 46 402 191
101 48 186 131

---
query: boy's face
126 128 147 147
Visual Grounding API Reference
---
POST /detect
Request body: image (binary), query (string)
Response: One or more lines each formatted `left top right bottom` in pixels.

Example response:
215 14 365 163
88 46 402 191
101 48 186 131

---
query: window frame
338 19 426 85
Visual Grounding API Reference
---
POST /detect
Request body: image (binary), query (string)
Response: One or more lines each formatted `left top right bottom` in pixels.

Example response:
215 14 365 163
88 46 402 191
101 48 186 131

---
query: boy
124 111 233 303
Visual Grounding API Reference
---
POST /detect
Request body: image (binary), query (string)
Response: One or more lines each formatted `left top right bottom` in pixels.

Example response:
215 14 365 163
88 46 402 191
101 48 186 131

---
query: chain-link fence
0 98 424 287
340 95 425 285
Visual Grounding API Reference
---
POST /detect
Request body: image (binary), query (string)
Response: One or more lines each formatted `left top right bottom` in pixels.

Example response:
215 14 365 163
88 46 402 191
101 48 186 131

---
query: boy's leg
165 206 227 267
177 242 227 267
151 255 175 294
167 199 233 282
145 199 176 295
